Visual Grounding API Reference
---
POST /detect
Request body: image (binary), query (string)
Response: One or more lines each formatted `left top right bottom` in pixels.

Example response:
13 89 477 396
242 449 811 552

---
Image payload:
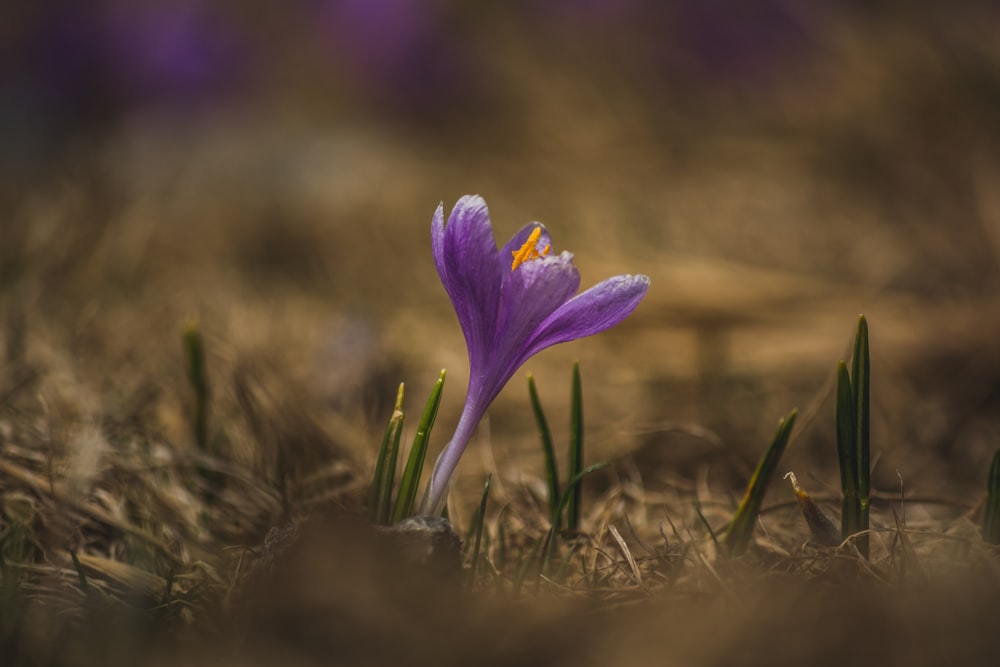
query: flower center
510 227 551 271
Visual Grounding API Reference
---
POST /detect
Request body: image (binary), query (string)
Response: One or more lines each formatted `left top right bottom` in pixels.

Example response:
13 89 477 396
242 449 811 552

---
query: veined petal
496 252 579 351
522 274 651 359
480 252 580 400
436 195 504 373
430 202 447 283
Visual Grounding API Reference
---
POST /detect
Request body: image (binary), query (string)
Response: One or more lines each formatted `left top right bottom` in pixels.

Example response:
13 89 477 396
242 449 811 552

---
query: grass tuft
835 315 871 558
392 370 446 522
529 364 603 573
467 474 492 586
368 383 405 525
724 409 797 555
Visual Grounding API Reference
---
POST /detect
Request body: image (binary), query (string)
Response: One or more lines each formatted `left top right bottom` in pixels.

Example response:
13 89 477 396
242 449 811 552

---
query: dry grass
4 4 1000 665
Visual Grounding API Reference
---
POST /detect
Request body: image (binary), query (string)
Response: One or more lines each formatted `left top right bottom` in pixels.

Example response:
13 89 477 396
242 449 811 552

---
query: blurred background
3 0 1000 519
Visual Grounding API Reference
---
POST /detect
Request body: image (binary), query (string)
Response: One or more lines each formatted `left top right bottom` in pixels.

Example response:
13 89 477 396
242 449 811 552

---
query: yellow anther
511 227 551 270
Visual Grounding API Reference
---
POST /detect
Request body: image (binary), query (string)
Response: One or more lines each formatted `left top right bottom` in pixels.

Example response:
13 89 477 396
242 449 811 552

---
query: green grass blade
183 321 210 453
852 315 871 558
724 409 797 555
567 361 584 532
527 374 561 529
392 370 446 522
551 462 607 538
835 360 860 541
368 383 405 525
495 520 507 575
983 448 1000 544
540 526 559 579
468 474 492 587
694 500 721 553
69 550 91 597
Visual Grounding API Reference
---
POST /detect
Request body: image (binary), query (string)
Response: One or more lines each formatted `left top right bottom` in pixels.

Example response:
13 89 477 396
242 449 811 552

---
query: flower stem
419 396 485 516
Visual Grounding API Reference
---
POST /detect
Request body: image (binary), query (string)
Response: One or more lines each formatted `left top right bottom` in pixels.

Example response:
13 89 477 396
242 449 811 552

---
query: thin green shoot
567 361 584 532
724 409 797 555
494 519 508 592
368 383 405 525
183 321 210 453
461 509 479 551
542 462 608 569
694 500 721 554
527 374 561 530
552 463 607 535
468 474 492 586
852 315 871 559
69 550 91 598
983 448 1000 544
160 568 175 608
836 360 860 542
835 315 871 558
392 370 446 522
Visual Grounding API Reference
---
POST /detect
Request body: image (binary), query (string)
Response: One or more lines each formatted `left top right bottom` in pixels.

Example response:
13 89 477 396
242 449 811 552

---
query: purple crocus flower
419 195 650 515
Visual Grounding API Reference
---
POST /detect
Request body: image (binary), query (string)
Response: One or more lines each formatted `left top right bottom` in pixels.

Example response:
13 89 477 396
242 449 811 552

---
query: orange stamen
511 227 551 270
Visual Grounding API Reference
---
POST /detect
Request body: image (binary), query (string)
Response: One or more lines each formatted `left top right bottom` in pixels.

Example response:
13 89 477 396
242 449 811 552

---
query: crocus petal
498 253 580 344
435 195 504 373
477 253 580 401
430 202 448 283
522 274 651 359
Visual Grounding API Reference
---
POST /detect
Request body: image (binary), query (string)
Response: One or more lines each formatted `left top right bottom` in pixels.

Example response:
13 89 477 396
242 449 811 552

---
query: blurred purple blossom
661 0 822 86
517 0 823 92
311 0 474 114
419 195 650 514
1 0 247 153
99 1 247 109
520 0 644 23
